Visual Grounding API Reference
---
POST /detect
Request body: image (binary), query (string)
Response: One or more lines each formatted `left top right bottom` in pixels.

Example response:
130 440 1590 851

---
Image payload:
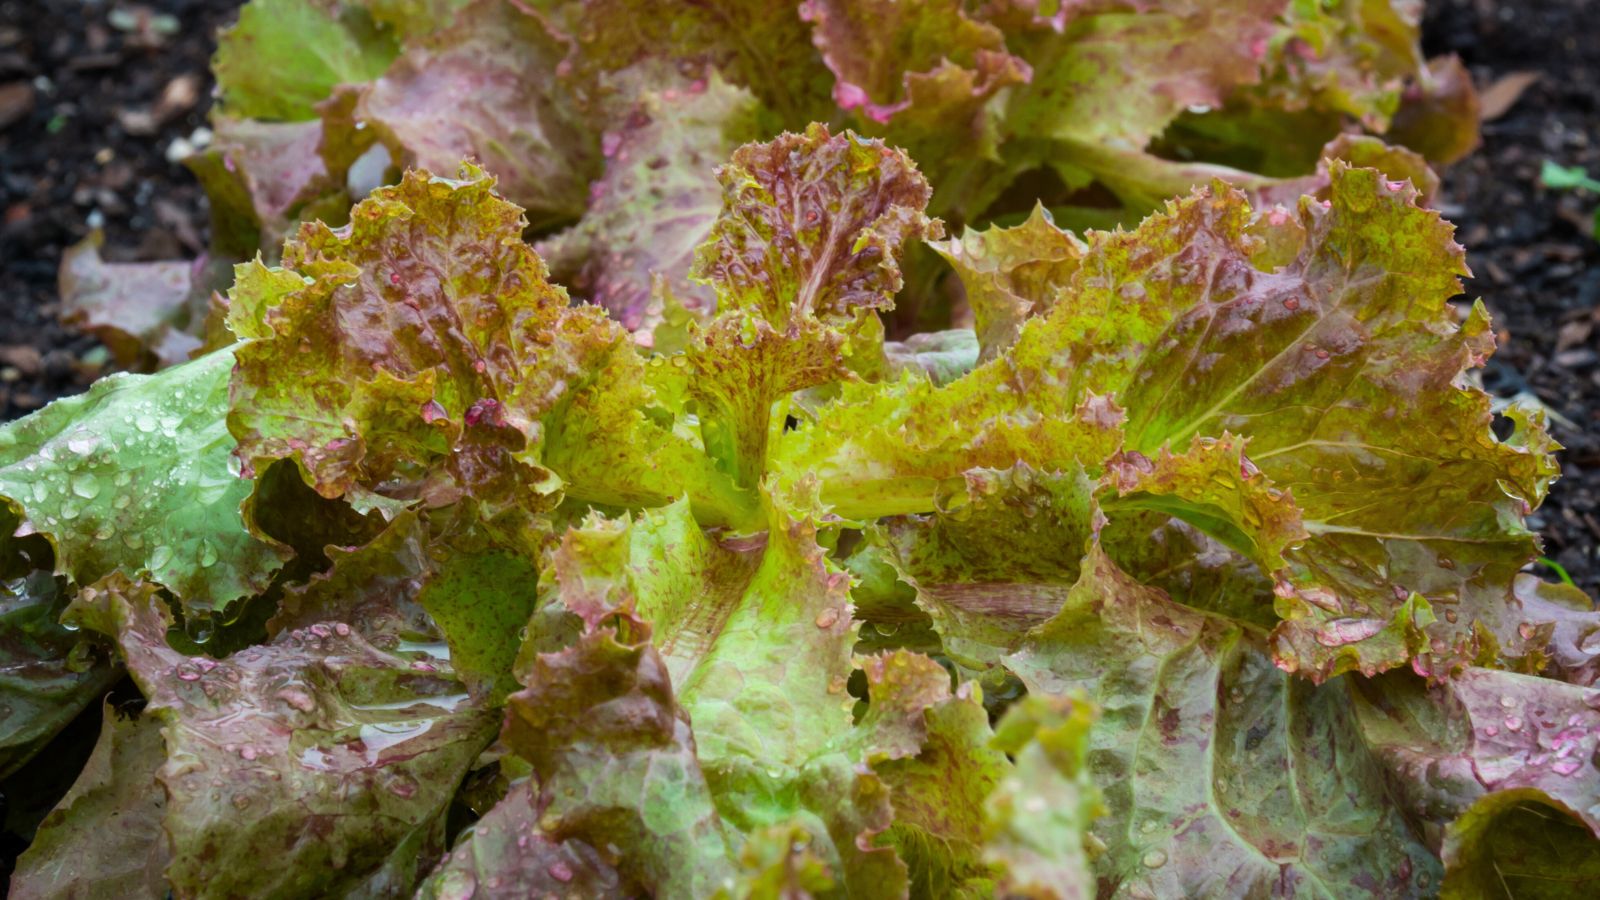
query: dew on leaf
69 473 101 499
1313 617 1385 647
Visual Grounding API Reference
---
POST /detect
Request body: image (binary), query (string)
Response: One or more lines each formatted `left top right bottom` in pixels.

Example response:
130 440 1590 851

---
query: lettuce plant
63 0 1478 359
7 111 1600 896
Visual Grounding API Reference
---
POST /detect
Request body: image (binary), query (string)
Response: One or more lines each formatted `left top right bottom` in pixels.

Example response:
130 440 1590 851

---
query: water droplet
114 471 132 487
1500 695 1518 708
1141 849 1168 869
814 608 840 629
69 473 101 499
1505 716 1523 731
134 414 158 433
175 665 201 682
334 622 351 636
198 540 219 568
548 862 574 883
1139 820 1157 834
94 524 115 541
239 745 257 761
1552 758 1583 776
122 532 144 550
231 794 251 810
149 544 173 570
1314 617 1385 647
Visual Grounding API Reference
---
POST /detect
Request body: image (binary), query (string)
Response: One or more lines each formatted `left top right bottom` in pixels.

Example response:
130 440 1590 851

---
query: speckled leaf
1103 433 1307 576
545 499 856 771
538 326 756 530
213 0 396 121
353 0 601 229
1389 55 1481 166
65 574 498 899
58 231 202 369
687 313 848 491
929 204 1084 362
799 0 1030 207
1351 666 1600 842
1006 546 1442 898
874 464 1098 667
267 509 537 703
537 65 763 335
1170 1 1478 174
8 704 169 900
856 650 1012 897
415 780 630 899
690 123 941 330
416 540 539 702
771 365 1125 521
1003 0 1282 151
0 348 289 615
503 615 738 897
228 164 624 511
543 0 832 123
184 115 345 258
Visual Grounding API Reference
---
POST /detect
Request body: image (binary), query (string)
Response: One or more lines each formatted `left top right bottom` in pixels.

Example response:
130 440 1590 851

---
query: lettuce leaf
213 0 396 121
65 573 498 898
8 703 170 900
0 348 289 617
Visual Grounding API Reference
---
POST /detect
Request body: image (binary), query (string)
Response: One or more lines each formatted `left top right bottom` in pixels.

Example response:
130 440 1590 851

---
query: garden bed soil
1 2 1597 578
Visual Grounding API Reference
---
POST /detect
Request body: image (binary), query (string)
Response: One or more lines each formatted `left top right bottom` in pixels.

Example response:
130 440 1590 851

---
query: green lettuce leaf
0 348 289 617
983 693 1101 900
270 509 537 703
855 650 1012 897
1008 545 1439 896
519 498 1043 896
0 560 121 779
184 115 353 260
66 573 498 898
1440 789 1600 899
213 0 397 121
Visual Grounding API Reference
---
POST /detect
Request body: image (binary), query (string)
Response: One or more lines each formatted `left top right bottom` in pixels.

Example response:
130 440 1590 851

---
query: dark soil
1426 0 1600 596
0 0 236 419
0 3 1596 568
